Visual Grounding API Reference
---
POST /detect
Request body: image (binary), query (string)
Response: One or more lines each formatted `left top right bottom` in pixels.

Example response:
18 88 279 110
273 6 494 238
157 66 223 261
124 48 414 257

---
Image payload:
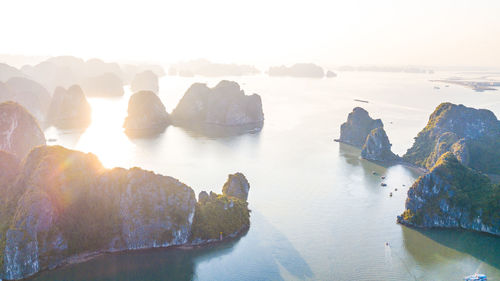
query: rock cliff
171 80 264 128
0 102 46 159
361 127 400 163
47 85 91 129
403 103 500 174
0 146 251 280
222 173 250 201
123 91 170 136
337 107 383 148
398 152 500 235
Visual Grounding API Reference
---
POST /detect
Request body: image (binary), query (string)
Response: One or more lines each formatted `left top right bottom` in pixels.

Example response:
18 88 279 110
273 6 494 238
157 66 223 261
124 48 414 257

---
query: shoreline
22 226 249 281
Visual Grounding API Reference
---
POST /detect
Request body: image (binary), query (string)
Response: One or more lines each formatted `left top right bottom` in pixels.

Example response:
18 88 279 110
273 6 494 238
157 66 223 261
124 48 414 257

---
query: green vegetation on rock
403 103 500 174
399 152 500 233
191 193 250 241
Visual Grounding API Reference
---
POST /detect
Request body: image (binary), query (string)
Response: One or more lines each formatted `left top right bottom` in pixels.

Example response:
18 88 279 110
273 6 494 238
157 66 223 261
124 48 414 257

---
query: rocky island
361 127 400 163
0 145 252 280
0 101 46 159
47 85 91 129
403 102 500 175
130 70 159 94
268 63 325 78
336 107 383 148
398 152 500 235
171 80 264 130
123 91 170 136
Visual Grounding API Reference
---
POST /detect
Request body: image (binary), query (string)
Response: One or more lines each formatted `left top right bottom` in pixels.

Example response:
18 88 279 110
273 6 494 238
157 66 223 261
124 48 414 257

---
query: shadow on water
401 225 500 270
338 142 388 176
246 211 314 280
28 234 247 281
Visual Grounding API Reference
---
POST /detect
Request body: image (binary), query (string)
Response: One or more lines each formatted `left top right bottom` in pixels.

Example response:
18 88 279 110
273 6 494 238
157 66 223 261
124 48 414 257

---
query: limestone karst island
1 1 500 280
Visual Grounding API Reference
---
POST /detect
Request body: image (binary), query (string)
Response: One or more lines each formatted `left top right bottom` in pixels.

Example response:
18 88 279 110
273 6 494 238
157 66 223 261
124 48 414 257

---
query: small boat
381 183 387 187
464 273 487 281
354 99 369 103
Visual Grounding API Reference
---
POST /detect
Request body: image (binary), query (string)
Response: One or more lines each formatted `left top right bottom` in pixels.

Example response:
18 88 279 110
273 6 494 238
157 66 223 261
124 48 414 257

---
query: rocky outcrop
361 127 399 163
398 152 500 235
171 80 264 127
130 70 159 94
0 102 46 159
123 91 170 135
0 146 251 280
403 103 500 174
268 63 325 78
191 175 251 244
222 173 250 201
326 70 337 78
81 72 124 97
47 85 91 129
337 107 383 148
0 77 51 123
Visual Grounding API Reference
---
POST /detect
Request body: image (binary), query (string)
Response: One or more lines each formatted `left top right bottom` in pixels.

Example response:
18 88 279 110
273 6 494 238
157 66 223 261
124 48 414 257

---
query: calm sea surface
35 71 500 280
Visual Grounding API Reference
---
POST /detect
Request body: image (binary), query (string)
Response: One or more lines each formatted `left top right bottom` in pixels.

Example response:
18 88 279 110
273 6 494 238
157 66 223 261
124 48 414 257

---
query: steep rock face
47 85 91 129
0 146 198 280
130 70 159 93
222 173 250 201
268 63 325 78
171 80 264 127
0 77 51 123
191 174 251 244
361 127 399 163
403 103 500 174
337 107 383 148
398 152 500 235
123 91 170 135
0 102 46 159
81 72 124 97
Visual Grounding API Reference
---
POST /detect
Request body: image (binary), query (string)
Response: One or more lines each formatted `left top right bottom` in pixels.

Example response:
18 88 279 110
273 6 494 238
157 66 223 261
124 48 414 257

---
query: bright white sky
1 0 500 67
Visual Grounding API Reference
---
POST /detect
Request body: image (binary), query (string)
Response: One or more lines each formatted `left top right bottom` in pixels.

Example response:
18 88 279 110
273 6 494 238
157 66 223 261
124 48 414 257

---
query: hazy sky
1 0 500 67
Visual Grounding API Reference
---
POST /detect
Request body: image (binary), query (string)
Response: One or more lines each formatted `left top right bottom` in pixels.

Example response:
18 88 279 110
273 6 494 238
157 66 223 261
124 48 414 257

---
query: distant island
171 80 264 134
430 79 500 92
123 91 170 136
169 59 260 77
338 65 434 74
268 63 326 78
335 107 399 164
